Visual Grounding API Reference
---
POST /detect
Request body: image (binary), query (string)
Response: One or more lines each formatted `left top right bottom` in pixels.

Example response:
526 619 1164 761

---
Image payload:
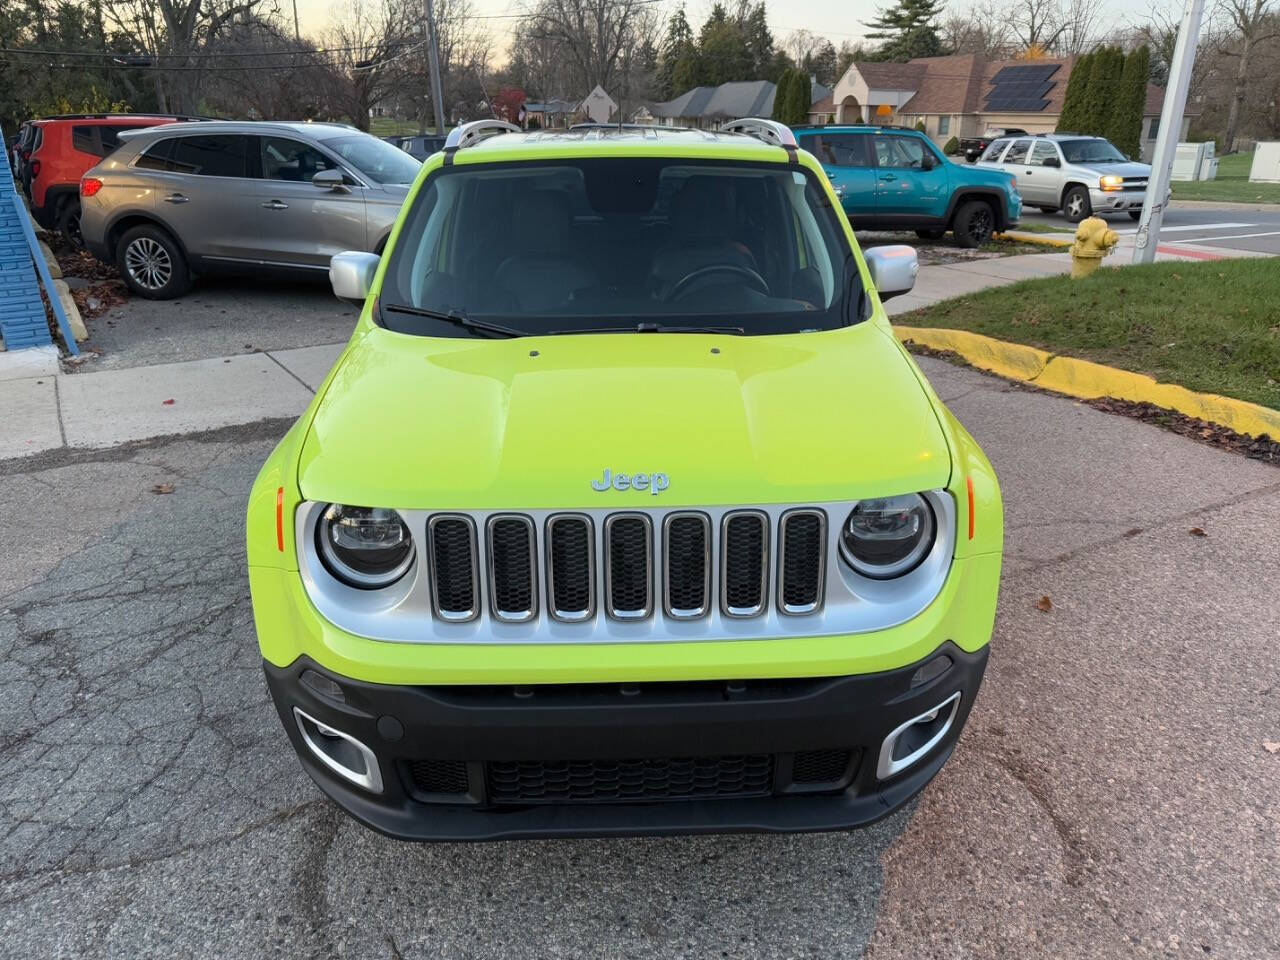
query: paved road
1018 203 1280 255
1 358 1277 959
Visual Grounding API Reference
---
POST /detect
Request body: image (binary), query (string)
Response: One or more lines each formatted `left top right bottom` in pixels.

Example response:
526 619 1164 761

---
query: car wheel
56 200 84 249
915 228 946 241
1128 210 1142 220
952 200 995 248
1062 186 1092 223
117 225 191 300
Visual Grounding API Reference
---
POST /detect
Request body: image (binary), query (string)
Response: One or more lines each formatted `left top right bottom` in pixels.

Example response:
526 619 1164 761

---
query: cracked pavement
1 358 1277 959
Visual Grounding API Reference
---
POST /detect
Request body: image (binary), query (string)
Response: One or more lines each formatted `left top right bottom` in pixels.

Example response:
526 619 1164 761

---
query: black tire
116 224 191 300
951 200 995 248
1128 210 1142 220
915 228 946 240
56 199 84 249
1062 185 1092 223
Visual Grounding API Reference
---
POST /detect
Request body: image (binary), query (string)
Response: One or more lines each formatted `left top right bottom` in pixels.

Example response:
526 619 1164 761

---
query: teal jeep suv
794 125 1021 247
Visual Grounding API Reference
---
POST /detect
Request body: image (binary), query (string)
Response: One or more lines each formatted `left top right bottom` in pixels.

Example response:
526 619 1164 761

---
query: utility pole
292 0 300 41
423 0 447 134
1133 0 1206 263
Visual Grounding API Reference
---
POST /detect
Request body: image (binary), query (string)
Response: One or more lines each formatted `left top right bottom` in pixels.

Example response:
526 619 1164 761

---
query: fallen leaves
162 398 175 406
1264 742 1280 754
1189 527 1207 537
151 483 175 495
1035 595 1053 613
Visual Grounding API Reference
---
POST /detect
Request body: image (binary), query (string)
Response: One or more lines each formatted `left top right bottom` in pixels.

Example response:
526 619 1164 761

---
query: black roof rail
38 112 216 122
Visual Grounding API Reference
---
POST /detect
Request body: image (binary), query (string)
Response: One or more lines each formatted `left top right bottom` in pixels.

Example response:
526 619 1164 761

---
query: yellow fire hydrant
1070 216 1119 278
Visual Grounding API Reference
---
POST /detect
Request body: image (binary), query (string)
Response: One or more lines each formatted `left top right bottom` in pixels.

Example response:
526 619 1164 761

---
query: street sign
581 85 617 125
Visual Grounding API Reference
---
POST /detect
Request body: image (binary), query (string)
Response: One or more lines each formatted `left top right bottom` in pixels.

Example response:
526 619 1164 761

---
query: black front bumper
264 643 988 841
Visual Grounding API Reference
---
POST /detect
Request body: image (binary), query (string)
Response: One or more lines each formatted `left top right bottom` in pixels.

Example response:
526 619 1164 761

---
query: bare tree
1216 0 1280 150
942 1 1015 57
103 0 272 113
394 0 493 129
319 0 414 130
204 19 328 119
1057 0 1106 52
521 0 661 96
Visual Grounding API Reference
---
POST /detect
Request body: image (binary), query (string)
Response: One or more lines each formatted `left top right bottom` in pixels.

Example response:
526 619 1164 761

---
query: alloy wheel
968 208 993 245
124 237 173 291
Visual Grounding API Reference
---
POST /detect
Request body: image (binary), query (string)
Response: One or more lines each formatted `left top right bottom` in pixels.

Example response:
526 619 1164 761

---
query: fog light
877 692 961 779
293 707 383 793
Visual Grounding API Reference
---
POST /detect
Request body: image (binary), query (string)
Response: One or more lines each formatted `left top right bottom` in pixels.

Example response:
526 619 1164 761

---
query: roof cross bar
444 119 521 151
722 118 797 148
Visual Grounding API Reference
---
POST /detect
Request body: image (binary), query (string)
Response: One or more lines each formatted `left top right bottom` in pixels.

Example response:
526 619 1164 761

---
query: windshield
378 157 858 338
320 134 421 184
1060 138 1128 164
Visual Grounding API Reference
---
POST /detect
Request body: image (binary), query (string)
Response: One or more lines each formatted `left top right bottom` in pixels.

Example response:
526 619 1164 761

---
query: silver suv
80 121 421 299
974 133 1169 223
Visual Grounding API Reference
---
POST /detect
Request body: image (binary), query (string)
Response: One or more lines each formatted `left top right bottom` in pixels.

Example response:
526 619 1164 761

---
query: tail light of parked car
29 159 41 179
80 177 103 198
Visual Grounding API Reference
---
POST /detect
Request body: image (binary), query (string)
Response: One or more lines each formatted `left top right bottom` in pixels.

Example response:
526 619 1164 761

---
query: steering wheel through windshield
665 264 770 302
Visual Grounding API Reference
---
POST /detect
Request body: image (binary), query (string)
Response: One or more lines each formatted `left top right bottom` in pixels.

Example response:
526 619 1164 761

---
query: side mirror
329 251 379 304
921 152 937 170
864 245 919 301
1043 156 1061 168
312 168 347 191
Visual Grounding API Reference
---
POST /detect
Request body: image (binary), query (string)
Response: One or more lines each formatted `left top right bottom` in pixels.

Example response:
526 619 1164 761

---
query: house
523 99 580 129
830 54 1197 161
646 80 831 130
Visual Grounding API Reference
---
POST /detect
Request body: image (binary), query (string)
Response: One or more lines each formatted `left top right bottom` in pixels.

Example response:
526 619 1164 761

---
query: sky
291 0 1171 69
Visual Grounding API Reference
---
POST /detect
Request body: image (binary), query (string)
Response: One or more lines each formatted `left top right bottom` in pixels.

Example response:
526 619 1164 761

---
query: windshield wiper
547 322 746 335
381 303 525 339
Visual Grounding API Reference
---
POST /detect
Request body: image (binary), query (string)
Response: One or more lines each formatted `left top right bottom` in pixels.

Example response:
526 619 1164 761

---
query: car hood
297 323 952 509
1071 160 1151 177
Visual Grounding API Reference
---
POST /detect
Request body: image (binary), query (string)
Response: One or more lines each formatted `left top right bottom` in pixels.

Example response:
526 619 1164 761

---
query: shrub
943 135 959 155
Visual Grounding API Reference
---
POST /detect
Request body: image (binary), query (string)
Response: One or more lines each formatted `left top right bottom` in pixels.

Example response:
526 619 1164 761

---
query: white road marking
1114 221 1254 235
1169 230 1280 244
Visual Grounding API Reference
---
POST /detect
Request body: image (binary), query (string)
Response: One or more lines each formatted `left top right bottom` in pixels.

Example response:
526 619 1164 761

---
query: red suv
27 114 199 246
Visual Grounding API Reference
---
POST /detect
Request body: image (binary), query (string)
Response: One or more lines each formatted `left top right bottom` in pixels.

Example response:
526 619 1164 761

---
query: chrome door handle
164 193 188 204
261 200 289 210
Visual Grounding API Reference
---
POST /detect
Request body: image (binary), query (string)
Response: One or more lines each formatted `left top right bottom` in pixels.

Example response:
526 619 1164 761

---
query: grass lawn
898 258 1280 410
368 117 440 137
1171 152 1280 204
1004 221 1073 234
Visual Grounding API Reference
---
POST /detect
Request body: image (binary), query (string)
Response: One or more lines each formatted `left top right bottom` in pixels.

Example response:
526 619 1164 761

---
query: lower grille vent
486 754 774 804
791 748 855 786
408 759 471 795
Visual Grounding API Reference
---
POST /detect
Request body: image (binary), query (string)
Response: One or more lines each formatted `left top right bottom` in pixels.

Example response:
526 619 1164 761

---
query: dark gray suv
80 121 421 298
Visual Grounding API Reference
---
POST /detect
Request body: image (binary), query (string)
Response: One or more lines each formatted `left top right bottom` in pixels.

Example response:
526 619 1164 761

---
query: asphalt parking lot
2 343 1276 959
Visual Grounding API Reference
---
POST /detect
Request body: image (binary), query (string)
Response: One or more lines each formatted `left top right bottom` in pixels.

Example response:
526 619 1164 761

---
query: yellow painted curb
894 325 1280 441
996 231 1074 248
894 326 1051 382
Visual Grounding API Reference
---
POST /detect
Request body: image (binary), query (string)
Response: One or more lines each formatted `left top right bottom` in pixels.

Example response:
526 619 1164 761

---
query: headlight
317 504 414 588
1100 175 1123 191
839 494 936 579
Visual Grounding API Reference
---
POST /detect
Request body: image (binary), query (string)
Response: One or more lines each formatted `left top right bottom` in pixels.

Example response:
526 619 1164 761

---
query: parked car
12 120 41 198
388 134 447 160
246 118 1003 841
959 127 1028 163
25 114 200 246
81 120 422 299
973 133 1169 222
793 124 1021 247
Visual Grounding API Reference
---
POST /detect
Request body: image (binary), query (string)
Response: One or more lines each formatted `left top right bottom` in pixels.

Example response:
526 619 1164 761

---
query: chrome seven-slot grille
422 510 828 624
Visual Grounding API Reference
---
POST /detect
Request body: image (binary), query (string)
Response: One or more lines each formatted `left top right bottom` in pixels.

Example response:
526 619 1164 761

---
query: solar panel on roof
991 64 1060 83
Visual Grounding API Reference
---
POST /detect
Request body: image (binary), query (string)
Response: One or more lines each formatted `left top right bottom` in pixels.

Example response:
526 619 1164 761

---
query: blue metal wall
0 125 54 350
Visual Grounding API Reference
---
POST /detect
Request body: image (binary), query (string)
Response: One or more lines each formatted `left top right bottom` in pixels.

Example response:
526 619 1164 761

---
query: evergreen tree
1080 46 1124 138
740 2 775 77
1056 52 1093 133
1108 45 1150 158
788 70 812 124
701 17 752 85
803 40 839 88
657 5 695 100
864 0 948 62
772 69 797 121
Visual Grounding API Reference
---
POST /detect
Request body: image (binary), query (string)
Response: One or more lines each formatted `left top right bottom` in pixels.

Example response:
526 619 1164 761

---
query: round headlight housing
317 504 414 589
839 494 936 579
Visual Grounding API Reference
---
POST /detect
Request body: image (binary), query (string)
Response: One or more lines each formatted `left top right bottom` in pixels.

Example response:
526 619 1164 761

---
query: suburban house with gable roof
644 79 831 130
831 54 1195 161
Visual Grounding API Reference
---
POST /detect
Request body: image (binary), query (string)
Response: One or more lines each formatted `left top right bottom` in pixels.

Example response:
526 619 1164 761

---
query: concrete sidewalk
0 342 344 460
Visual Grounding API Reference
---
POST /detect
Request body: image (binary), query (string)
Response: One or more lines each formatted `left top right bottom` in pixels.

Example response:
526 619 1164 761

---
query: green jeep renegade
246 119 1003 841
